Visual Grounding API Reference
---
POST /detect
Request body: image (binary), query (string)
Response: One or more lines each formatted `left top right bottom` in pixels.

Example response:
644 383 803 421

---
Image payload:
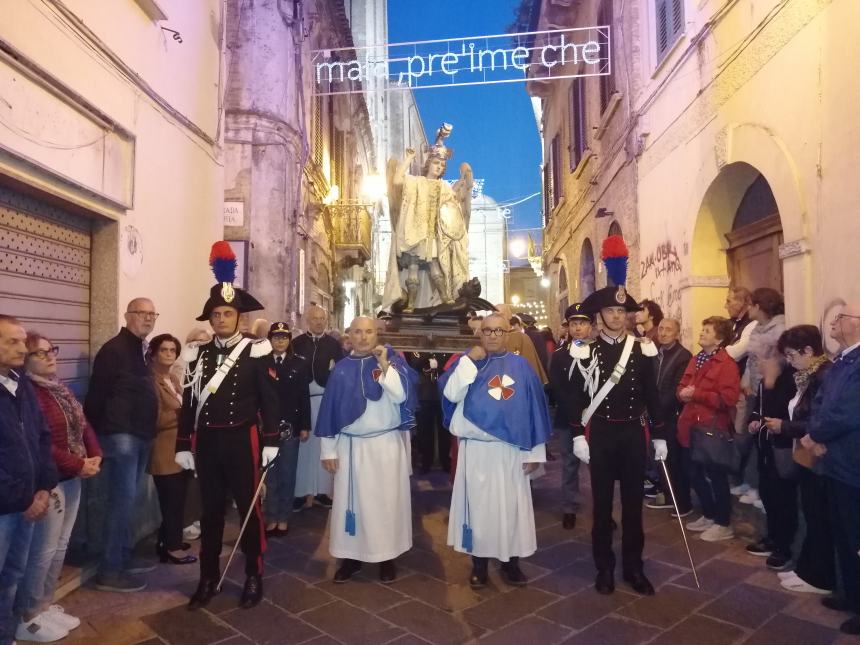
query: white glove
261 447 279 468
175 451 195 471
573 436 590 464
652 439 668 462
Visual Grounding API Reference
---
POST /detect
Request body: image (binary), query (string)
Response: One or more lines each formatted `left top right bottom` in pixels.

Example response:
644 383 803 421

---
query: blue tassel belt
340 428 400 537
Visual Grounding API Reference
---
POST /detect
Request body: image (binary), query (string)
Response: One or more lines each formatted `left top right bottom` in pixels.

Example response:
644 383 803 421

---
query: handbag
690 404 740 472
792 440 817 470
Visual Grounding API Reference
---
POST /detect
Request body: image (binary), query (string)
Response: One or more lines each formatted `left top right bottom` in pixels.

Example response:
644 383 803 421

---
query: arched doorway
579 238 596 298
725 174 784 292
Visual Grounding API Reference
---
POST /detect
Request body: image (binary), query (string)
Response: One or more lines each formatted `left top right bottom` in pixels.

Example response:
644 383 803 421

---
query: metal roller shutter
0 185 92 397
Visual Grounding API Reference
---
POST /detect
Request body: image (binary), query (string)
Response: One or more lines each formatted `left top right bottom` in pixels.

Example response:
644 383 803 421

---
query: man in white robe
315 317 416 584
440 314 551 588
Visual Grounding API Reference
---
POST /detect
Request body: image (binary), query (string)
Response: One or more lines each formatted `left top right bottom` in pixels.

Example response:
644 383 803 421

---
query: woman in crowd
15 333 102 643
676 316 741 542
758 325 833 591
264 323 311 536
147 334 196 565
736 287 787 508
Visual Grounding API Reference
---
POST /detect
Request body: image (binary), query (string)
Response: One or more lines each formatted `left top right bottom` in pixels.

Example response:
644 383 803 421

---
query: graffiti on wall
641 239 684 328
640 241 682 281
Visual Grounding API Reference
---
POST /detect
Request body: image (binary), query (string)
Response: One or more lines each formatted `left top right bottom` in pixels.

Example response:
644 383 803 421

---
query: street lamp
540 277 551 288
360 173 386 202
511 294 521 305
508 238 527 258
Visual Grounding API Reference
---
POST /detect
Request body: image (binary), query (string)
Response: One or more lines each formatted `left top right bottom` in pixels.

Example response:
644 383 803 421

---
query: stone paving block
782 595 850 630
650 535 731 569
529 562 593 596
266 550 335 583
380 600 486 644
63 614 157 645
301 599 406 644
641 559 687 590
561 615 661 644
394 573 500 613
386 635 434 645
742 614 840 645
642 517 686 547
700 582 794 629
478 615 572 644
398 546 472 583
314 575 407 612
535 522 591 547
463 586 559 630
142 604 237 645
617 583 714 629
648 614 747 645
528 539 592 569
220 601 322 644
673 558 760 595
537 588 638 630
266 572 336 614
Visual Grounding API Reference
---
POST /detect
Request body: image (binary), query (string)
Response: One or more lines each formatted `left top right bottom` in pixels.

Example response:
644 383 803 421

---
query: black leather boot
470 557 489 589
188 578 219 610
239 574 263 608
501 557 527 587
333 559 362 583
623 570 655 596
595 569 615 595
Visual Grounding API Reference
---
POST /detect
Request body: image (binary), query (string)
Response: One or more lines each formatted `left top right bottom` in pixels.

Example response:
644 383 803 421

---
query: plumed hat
580 236 641 314
196 241 264 321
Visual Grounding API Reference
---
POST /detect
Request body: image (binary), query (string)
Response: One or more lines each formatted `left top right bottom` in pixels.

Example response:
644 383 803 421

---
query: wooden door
725 214 783 292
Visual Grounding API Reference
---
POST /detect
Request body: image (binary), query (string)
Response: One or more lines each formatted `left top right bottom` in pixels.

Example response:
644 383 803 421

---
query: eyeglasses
128 311 159 320
834 313 860 322
29 347 59 360
481 328 507 337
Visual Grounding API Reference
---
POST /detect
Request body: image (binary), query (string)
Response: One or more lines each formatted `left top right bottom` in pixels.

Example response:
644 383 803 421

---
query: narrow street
56 440 851 645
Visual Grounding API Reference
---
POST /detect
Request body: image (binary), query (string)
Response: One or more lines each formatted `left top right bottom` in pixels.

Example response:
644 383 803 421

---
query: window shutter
569 80 587 169
551 135 562 207
599 0 616 113
656 0 669 60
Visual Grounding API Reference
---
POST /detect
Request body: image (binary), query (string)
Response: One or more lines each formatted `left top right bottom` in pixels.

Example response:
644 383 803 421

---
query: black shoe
623 571 655 596
158 545 197 565
334 559 362 583
644 485 659 498
840 616 860 636
746 538 774 557
766 552 792 571
181 542 191 550
314 494 333 508
470 557 488 589
501 558 527 587
595 570 615 595
293 497 307 512
822 596 851 612
188 578 219 610
379 560 397 584
239 574 263 609
562 513 577 530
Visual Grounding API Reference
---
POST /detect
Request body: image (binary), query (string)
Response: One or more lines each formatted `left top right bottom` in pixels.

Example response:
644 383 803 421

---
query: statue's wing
453 162 473 230
386 157 403 232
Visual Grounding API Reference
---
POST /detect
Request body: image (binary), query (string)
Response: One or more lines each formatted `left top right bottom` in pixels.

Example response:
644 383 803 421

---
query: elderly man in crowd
315 317 417 584
809 302 860 636
440 314 550 588
84 298 159 593
0 315 56 645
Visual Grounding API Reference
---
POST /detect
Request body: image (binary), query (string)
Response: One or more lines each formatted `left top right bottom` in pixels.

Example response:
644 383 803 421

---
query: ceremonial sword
658 457 701 589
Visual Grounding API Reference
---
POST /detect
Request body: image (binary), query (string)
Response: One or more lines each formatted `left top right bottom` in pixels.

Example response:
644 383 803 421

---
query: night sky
387 0 543 230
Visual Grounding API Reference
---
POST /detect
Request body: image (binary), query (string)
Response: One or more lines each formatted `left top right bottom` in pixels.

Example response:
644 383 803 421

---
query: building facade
532 0 860 348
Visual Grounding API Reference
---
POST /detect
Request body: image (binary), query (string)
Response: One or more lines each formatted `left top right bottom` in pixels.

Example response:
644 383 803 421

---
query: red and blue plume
601 235 629 288
209 241 236 284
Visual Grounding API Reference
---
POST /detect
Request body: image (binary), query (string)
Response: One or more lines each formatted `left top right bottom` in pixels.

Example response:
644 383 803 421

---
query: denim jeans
264 435 301 523
686 449 732 526
15 478 82 619
0 513 35 645
99 433 152 573
557 425 581 513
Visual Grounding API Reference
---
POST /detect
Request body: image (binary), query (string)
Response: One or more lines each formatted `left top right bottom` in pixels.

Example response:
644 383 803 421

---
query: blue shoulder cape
438 352 551 450
315 345 417 437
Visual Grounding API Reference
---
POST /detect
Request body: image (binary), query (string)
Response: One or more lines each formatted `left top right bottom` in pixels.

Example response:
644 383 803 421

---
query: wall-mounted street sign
312 26 609 95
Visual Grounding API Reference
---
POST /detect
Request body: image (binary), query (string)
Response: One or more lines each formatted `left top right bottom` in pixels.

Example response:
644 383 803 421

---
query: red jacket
676 348 740 447
34 385 102 480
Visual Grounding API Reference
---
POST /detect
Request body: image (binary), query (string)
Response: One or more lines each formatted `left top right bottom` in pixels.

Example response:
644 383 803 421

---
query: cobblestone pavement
57 441 857 644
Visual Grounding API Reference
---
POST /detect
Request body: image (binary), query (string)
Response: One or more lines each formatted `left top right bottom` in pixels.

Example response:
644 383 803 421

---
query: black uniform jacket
177 333 281 450
270 353 312 434
568 334 664 439
549 340 576 428
405 351 452 403
292 332 345 388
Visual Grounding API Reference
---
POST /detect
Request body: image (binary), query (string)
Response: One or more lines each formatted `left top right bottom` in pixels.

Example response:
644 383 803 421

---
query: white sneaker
739 489 760 504
701 524 735 542
183 521 201 541
777 570 799 580
15 615 68 643
752 499 765 511
43 605 80 631
730 484 750 496
781 577 831 594
686 516 715 532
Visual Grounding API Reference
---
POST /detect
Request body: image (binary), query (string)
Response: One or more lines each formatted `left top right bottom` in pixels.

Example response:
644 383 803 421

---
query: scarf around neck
793 354 828 391
29 373 87 458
